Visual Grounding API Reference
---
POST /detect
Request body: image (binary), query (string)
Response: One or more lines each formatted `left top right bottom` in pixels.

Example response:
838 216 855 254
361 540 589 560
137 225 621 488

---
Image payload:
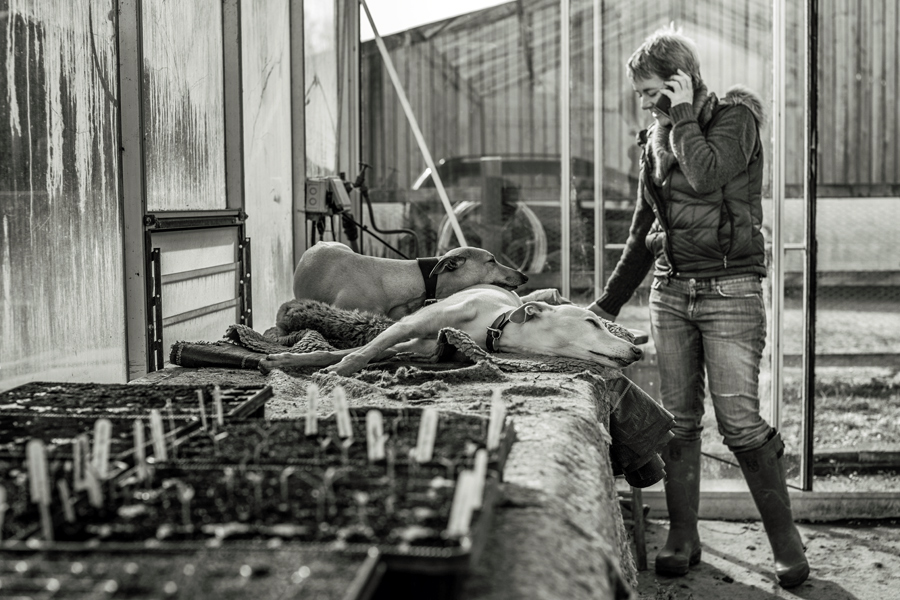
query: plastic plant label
92 418 112 480
471 448 488 510
305 383 319 437
487 388 507 451
27 439 53 541
333 386 353 439
197 389 208 431
27 439 50 504
446 469 477 537
84 463 104 508
150 409 168 462
415 408 439 463
133 419 148 481
0 485 7 542
213 385 225 426
72 435 89 491
366 410 385 462
57 479 76 523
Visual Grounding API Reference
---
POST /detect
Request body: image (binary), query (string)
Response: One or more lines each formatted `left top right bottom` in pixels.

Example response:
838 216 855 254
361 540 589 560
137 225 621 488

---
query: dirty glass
359 0 900 497
0 0 126 389
805 1 900 493
359 0 562 272
241 0 295 326
305 0 340 177
141 0 227 211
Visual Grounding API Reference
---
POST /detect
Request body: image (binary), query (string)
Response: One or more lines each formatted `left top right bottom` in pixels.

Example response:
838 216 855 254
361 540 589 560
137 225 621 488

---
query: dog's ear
508 301 548 324
430 255 466 276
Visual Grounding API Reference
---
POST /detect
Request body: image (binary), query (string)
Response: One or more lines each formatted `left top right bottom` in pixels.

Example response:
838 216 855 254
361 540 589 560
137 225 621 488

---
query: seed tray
0 381 271 419
172 408 516 477
0 545 383 600
56 463 487 550
0 413 197 462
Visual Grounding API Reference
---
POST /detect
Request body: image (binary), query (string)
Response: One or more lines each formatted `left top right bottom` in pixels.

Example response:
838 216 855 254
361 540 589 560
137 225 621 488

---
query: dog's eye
587 320 602 329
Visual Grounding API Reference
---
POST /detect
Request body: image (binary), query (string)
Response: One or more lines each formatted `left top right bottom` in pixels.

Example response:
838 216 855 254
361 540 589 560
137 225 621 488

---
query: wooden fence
361 0 900 197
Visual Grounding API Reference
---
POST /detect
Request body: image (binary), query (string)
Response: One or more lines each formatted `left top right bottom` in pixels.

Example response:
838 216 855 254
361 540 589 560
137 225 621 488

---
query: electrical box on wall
305 177 351 215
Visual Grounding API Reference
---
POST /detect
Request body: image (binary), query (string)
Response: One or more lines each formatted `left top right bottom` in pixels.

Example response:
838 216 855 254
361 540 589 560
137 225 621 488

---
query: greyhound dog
263 284 643 377
292 241 530 320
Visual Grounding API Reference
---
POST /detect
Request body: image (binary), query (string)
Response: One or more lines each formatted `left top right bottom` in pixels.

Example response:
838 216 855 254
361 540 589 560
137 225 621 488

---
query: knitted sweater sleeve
592 186 656 316
668 102 758 194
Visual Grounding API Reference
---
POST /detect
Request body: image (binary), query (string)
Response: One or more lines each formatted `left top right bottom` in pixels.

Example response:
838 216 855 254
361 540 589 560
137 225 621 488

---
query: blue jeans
649 274 771 452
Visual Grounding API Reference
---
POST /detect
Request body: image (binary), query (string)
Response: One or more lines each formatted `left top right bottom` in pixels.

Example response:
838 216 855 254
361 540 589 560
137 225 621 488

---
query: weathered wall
0 0 125 390
241 0 295 327
141 0 226 211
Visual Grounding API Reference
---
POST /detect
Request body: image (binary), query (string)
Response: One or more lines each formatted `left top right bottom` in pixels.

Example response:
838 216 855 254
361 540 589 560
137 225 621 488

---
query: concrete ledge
633 481 900 521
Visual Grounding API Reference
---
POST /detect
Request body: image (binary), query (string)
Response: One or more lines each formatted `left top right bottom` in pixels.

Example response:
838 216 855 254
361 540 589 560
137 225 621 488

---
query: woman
586 26 809 588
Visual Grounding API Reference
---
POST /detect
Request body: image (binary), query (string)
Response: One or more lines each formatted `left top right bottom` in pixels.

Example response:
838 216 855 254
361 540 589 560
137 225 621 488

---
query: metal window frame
143 212 253 372
118 0 248 379
291 0 309 265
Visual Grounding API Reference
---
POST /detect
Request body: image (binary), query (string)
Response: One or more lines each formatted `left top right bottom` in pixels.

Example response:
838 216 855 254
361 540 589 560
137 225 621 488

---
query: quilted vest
642 105 767 279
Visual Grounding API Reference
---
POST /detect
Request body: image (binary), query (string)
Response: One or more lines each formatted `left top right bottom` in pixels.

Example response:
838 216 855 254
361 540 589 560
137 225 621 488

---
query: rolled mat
170 341 265 370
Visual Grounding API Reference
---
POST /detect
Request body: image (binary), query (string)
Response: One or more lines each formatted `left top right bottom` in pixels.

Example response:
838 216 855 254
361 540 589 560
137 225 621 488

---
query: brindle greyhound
264 284 643 377
292 241 536 319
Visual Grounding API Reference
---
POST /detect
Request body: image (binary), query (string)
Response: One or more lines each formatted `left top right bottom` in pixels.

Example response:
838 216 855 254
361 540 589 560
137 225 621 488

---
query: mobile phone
654 93 672 117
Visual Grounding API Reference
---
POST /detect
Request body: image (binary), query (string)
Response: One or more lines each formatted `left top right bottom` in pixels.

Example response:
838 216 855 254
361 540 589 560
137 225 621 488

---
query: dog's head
430 247 528 293
505 301 643 368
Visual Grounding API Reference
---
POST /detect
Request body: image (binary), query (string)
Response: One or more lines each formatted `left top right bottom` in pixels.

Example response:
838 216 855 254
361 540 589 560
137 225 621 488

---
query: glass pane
241 0 295 325
306 0 340 177
142 0 227 211
360 0 563 281
0 0 126 389
779 0 807 488
810 1 900 493
590 2 776 489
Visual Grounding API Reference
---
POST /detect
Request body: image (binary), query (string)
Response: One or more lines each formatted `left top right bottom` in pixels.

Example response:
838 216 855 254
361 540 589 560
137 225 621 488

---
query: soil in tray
0 547 374 600
174 408 504 470
0 382 265 416
0 414 195 461
59 464 467 550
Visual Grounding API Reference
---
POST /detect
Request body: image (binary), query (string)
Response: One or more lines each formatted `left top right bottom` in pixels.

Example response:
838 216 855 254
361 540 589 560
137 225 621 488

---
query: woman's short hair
627 24 701 84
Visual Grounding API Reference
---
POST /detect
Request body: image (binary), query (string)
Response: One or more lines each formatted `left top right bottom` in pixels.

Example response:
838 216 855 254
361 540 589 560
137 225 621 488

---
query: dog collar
485 310 514 353
416 257 440 306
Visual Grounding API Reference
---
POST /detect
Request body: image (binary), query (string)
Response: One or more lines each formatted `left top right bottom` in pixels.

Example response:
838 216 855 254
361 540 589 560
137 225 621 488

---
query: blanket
170 299 674 486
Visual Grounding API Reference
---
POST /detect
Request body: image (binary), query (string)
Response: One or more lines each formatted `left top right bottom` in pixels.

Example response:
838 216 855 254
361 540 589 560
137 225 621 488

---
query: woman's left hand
664 69 694 108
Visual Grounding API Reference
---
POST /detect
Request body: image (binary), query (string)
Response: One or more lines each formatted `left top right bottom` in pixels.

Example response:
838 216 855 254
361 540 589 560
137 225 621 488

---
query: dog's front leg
261 348 354 372
323 309 448 376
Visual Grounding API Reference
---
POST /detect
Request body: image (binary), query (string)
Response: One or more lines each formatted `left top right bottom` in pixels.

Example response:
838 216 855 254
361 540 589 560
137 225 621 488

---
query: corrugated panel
0 0 125 391
241 0 295 327
141 0 227 211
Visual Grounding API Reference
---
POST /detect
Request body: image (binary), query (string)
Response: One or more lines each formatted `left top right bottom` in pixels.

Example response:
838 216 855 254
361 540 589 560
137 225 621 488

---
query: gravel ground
634 517 900 600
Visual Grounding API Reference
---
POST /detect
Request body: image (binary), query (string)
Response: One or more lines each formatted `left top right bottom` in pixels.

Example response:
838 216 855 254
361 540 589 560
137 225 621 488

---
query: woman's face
632 74 671 126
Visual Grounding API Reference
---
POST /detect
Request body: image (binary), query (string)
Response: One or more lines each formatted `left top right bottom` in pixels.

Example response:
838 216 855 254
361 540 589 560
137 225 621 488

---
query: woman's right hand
585 301 617 322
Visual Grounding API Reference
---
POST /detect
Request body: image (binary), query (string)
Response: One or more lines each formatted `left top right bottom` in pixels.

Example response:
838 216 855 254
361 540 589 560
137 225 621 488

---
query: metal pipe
801 0 819 492
593 0 604 298
770 0 786 436
560 0 571 298
290 0 308 264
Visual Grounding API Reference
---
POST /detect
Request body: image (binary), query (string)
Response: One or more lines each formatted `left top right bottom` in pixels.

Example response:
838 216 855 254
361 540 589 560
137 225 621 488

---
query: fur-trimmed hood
720 84 765 127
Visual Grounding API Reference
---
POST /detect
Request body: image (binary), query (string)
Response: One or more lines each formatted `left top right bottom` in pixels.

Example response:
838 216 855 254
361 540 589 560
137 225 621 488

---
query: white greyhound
263 284 643 377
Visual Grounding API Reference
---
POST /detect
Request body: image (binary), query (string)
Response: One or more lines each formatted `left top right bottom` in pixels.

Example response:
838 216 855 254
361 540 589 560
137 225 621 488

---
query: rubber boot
655 438 702 576
734 432 810 588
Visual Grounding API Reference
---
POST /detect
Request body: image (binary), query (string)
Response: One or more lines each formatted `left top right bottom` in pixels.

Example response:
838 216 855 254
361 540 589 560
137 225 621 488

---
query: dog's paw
519 288 572 305
323 355 367 377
